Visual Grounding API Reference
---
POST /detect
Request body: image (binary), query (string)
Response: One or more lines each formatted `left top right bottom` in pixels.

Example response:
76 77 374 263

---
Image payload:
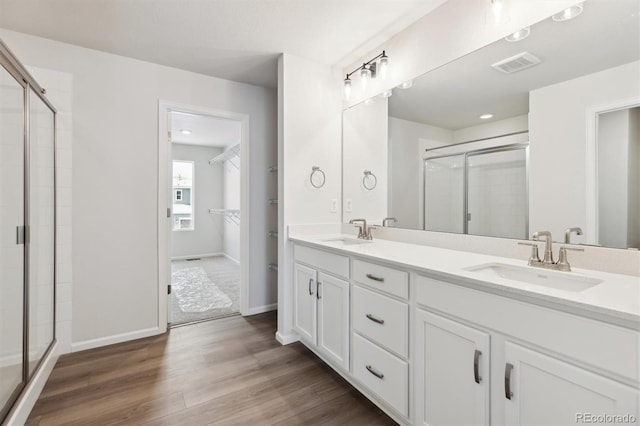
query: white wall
453 114 528 143
0 28 277 346
628 108 640 249
223 150 241 263
388 117 451 229
343 97 388 224
277 53 342 343
171 144 223 258
529 61 640 244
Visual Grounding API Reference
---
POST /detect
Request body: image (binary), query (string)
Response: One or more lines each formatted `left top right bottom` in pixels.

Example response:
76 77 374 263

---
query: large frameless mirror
342 0 640 248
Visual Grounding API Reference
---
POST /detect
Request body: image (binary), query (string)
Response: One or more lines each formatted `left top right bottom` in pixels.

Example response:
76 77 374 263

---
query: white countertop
290 233 640 329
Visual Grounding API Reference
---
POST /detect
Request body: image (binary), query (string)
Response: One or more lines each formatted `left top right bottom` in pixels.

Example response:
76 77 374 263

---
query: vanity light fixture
397 79 413 89
343 50 389 99
480 114 494 120
505 27 531 42
180 129 192 135
552 2 584 22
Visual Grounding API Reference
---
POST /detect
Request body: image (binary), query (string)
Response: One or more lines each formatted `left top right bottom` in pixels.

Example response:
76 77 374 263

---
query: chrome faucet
349 218 375 240
382 217 397 227
532 231 554 265
564 227 583 244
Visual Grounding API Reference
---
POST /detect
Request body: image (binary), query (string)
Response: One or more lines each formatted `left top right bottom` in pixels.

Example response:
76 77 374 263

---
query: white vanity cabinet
503 342 638 426
293 245 350 371
351 259 410 417
415 274 640 426
414 309 490 426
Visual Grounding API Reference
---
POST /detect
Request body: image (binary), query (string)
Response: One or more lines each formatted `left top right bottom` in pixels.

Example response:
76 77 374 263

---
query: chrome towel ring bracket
310 166 326 188
363 170 377 190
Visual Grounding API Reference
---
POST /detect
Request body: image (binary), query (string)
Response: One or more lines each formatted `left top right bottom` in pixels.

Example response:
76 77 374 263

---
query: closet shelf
209 209 240 218
209 144 240 165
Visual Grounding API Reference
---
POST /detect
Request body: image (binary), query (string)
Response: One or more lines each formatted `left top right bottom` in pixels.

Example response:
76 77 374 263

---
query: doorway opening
162 106 248 327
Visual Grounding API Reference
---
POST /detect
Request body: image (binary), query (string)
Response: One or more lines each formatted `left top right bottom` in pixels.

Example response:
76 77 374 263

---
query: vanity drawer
352 259 408 299
352 332 408 417
294 244 349 279
352 285 409 358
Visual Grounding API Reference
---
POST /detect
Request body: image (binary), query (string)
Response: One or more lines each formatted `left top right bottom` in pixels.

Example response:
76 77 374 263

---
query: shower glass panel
467 148 527 239
28 88 55 376
0 63 25 417
424 155 464 233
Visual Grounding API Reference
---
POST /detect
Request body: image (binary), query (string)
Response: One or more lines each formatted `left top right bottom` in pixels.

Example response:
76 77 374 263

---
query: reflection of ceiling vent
491 52 541 74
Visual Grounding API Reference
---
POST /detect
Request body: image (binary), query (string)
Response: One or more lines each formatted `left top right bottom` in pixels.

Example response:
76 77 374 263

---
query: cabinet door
317 272 349 370
293 263 317 344
504 342 638 426
415 309 490 426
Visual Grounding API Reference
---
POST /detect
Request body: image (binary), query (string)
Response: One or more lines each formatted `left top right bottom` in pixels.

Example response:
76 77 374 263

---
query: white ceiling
389 0 640 130
170 111 241 148
0 0 448 88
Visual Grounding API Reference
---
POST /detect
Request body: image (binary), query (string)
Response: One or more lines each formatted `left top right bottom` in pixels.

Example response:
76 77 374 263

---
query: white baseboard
71 327 163 352
171 252 223 261
223 253 240 265
5 342 59 426
275 330 300 345
245 303 276 316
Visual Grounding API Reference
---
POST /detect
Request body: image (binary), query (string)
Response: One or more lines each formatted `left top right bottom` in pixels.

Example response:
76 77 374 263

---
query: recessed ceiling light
180 129 192 135
505 27 531 42
552 3 584 22
480 114 494 120
397 80 413 89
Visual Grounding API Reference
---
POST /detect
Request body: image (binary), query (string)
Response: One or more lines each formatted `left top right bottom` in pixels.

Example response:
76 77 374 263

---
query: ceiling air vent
491 52 541 74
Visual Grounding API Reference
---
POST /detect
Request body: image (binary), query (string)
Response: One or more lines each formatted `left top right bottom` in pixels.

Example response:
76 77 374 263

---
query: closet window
172 161 194 231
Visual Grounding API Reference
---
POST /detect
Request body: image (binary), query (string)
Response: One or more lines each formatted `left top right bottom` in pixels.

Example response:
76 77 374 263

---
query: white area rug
172 266 232 313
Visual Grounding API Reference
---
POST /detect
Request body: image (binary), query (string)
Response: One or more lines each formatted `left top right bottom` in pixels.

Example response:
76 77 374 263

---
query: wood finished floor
26 312 396 425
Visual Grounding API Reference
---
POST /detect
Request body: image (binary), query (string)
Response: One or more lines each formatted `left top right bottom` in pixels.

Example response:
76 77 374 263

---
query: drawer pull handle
366 365 384 379
474 349 482 384
505 363 514 400
366 273 385 282
316 281 321 299
366 314 385 325
308 278 314 296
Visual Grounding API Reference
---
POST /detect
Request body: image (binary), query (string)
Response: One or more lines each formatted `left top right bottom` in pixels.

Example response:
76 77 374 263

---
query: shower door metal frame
423 142 529 238
0 39 57 423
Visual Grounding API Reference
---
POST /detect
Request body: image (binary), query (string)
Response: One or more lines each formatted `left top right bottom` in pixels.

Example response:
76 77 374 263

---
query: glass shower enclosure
0 40 56 422
424 142 528 240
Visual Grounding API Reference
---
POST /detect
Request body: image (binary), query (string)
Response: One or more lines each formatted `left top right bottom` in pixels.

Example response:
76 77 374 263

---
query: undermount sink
464 263 602 292
321 237 373 246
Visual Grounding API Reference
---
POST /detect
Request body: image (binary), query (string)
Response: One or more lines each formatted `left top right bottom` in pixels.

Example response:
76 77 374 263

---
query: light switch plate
330 199 338 212
346 199 353 212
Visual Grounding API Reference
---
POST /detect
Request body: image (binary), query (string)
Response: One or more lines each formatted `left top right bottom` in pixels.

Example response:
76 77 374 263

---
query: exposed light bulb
343 77 352 100
397 80 413 89
378 53 389 80
505 26 530 42
552 2 584 21
360 65 371 88
491 0 503 24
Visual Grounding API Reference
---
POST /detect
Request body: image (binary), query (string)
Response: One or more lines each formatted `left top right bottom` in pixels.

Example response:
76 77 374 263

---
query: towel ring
363 170 377 190
310 166 326 188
